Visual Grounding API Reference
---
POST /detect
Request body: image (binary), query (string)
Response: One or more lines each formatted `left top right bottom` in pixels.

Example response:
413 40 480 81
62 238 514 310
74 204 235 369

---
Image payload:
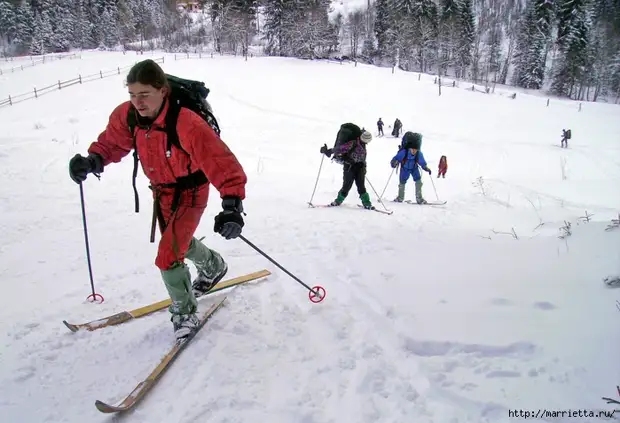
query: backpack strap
127 107 140 213
164 97 184 154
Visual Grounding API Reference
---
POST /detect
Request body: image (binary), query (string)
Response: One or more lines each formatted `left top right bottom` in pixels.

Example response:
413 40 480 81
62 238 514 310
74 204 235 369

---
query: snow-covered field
1 50 619 423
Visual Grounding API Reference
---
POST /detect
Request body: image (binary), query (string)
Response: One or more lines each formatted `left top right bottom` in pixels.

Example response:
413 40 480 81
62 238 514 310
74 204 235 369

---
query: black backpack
566 129 572 139
127 74 222 214
332 123 362 164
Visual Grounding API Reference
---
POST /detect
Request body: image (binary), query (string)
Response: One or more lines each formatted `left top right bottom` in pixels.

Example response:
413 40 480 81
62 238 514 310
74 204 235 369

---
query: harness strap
147 170 209 243
132 149 140 213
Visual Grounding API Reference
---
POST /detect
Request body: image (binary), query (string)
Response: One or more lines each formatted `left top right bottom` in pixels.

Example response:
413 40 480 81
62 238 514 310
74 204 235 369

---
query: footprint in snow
13 366 36 383
489 297 514 306
401 337 537 357
485 370 521 378
11 322 40 340
533 301 556 310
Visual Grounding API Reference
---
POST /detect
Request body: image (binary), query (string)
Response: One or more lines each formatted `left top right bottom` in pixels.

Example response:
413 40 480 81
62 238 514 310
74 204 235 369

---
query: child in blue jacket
390 132 432 203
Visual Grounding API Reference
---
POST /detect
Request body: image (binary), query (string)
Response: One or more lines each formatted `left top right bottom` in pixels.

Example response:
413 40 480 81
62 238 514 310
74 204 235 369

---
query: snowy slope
0 50 619 423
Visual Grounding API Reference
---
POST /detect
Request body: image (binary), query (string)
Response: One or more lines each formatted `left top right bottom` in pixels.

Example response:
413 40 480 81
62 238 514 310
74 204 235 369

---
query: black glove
69 153 103 184
320 144 333 158
214 196 244 240
425 168 432 175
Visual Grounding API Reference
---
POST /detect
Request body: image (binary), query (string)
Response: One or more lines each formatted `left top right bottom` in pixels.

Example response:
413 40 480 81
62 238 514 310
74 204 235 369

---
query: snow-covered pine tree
347 9 365 58
414 0 439 73
0 0 16 55
437 0 460 76
10 0 33 54
229 0 258 56
117 0 136 47
73 0 94 49
29 5 53 55
46 0 76 52
262 0 288 56
498 0 524 84
550 0 591 98
511 0 553 89
455 0 475 79
374 0 396 62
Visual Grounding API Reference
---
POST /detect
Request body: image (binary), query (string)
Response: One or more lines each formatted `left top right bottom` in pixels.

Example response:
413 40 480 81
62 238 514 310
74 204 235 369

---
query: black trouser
378 126 383 135
339 162 367 197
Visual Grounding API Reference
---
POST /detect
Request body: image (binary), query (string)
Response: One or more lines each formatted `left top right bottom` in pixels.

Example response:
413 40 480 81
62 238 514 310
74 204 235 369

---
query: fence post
100 70 103 79
79 75 82 84
34 87 37 98
547 98 550 107
118 67 120 74
9 95 12 105
58 80 61 89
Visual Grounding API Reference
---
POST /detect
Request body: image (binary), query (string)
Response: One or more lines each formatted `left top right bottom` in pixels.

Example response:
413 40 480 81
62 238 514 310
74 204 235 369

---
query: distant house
177 1 200 12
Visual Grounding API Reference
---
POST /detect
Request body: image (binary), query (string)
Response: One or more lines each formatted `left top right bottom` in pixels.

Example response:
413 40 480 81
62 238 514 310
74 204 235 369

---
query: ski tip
62 320 79 333
95 399 121 413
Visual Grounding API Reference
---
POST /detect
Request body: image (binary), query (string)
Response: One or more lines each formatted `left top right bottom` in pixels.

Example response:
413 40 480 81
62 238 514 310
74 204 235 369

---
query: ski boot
329 193 345 207
171 313 200 340
360 192 375 210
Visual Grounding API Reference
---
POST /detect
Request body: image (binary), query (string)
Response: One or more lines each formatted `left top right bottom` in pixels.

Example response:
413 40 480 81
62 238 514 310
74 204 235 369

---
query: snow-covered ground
1 50 619 423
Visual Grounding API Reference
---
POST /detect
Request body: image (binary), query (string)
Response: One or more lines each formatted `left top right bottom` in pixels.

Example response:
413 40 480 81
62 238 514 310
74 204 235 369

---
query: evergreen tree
455 0 475 78
550 0 592 97
374 0 395 59
511 0 553 89
12 0 34 54
0 0 16 55
30 10 52 54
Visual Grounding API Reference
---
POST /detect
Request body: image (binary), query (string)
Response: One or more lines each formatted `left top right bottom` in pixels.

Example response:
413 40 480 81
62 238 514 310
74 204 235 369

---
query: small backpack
127 74 222 214
566 129 572 139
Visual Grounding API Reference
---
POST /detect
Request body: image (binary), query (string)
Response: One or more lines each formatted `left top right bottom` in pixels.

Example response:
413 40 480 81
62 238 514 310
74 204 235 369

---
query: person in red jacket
438 155 447 178
68 59 247 340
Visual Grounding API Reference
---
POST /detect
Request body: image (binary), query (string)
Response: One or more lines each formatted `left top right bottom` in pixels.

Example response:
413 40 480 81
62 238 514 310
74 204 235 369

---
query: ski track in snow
0 49 619 423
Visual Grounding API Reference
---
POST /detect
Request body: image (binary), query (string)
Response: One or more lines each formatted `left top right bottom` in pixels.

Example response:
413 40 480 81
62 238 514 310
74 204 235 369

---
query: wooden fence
0 57 165 108
0 53 81 75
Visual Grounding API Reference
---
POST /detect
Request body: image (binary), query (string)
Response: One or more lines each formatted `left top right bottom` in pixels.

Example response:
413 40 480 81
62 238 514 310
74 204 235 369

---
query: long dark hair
126 59 169 90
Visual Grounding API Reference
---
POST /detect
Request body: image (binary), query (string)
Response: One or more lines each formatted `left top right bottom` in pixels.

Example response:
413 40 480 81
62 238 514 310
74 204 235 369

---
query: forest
0 0 619 102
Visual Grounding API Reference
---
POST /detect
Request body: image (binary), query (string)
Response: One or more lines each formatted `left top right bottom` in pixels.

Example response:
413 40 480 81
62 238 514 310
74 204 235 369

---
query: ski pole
428 172 440 201
307 154 325 207
238 235 326 303
365 176 390 212
79 183 104 304
379 167 396 200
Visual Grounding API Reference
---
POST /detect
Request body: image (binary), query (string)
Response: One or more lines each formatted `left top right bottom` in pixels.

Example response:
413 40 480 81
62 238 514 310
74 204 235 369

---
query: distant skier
320 123 375 209
561 129 571 148
438 155 447 178
377 118 384 136
391 118 402 137
390 132 431 204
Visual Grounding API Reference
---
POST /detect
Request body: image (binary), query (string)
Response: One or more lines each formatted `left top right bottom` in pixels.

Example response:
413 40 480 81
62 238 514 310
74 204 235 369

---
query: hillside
0 50 619 422
1 0 619 102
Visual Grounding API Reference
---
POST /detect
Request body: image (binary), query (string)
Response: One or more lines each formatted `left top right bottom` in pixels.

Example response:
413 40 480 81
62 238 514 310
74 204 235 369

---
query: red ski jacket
87 99 246 200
